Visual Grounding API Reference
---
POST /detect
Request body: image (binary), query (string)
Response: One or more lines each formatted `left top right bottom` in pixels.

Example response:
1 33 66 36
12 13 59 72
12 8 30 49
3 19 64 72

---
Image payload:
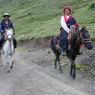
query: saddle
54 32 73 50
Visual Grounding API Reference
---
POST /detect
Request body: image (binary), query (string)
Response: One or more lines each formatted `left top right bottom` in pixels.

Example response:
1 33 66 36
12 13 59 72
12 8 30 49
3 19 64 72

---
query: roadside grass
0 0 94 40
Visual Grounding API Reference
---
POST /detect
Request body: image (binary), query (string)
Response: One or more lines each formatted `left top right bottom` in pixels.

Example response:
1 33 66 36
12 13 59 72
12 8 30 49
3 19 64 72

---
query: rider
1 13 17 48
60 6 79 54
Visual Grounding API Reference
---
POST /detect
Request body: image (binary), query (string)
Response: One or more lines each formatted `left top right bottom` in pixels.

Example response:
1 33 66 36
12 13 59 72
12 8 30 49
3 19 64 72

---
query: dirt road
0 47 95 95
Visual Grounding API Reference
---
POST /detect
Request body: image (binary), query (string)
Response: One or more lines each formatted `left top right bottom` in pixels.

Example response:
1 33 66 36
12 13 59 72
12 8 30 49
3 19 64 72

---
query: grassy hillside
0 0 95 40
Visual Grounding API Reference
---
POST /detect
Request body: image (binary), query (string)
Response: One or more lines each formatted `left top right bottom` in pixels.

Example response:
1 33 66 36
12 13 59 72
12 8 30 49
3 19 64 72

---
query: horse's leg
57 55 62 72
54 56 57 69
70 59 76 78
10 61 14 69
70 62 73 76
4 51 11 73
10 54 15 69
5 55 10 73
9 42 15 69
5 54 9 65
73 62 76 78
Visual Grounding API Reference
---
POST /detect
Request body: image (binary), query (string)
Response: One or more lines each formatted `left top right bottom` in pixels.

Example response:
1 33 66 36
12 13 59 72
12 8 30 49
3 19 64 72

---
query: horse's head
5 28 13 40
80 27 93 50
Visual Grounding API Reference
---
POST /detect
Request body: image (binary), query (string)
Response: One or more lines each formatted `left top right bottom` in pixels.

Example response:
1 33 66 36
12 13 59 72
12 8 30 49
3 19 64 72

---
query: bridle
79 31 91 44
4 28 13 41
81 38 91 43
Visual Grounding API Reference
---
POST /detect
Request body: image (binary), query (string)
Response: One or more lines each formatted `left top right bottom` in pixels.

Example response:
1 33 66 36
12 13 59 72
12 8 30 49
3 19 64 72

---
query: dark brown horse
50 27 93 78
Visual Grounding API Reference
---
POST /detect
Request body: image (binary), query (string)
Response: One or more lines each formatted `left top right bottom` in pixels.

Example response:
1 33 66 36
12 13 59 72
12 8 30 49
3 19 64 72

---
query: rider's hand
69 29 71 33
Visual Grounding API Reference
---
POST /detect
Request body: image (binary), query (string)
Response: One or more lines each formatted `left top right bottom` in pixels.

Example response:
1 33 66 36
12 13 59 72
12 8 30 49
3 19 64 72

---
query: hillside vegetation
0 0 95 40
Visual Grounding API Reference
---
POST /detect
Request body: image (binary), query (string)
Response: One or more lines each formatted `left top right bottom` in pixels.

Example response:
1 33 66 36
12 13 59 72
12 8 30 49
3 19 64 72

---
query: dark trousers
0 32 4 48
60 31 68 52
13 37 17 48
0 39 4 48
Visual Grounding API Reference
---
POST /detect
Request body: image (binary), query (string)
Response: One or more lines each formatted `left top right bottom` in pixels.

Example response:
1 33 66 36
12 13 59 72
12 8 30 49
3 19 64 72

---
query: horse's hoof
70 72 72 76
10 65 13 69
10 66 13 69
7 70 10 73
54 65 57 69
60 70 63 74
7 62 9 64
72 74 76 79
59 67 62 72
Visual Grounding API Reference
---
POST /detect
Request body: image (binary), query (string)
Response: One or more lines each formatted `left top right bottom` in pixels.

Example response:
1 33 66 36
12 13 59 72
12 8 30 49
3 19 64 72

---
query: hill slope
0 0 95 40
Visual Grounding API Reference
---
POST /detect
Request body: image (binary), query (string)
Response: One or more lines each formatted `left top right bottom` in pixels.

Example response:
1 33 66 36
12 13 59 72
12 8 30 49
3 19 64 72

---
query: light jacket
60 15 79 33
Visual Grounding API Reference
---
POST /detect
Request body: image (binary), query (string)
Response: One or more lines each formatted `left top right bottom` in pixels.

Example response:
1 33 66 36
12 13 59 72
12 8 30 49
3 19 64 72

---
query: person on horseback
60 6 79 55
1 13 17 48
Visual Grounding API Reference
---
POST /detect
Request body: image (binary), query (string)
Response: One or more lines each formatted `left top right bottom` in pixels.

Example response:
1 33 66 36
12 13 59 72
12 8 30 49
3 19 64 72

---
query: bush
89 3 95 10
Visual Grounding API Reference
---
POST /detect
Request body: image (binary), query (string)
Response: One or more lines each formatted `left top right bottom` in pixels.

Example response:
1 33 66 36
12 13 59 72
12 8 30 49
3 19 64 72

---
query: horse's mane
81 27 86 31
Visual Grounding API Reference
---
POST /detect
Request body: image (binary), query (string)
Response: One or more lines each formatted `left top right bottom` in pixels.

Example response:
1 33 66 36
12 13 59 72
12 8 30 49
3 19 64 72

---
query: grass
0 0 95 40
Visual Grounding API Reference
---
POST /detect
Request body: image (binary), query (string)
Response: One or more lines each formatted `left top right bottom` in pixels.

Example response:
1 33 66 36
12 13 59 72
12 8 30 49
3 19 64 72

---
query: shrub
89 3 95 10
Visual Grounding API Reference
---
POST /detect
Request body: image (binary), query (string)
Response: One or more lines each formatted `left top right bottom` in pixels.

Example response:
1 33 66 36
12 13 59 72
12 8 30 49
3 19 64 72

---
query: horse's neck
70 32 80 47
76 30 81 43
4 40 13 49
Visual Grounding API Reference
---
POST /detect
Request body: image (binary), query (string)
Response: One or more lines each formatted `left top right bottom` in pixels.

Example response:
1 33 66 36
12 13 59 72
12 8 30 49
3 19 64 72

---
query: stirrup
55 44 60 49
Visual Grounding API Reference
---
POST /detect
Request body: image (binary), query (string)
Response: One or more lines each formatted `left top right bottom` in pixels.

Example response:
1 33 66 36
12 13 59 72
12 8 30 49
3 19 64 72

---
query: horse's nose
86 42 93 50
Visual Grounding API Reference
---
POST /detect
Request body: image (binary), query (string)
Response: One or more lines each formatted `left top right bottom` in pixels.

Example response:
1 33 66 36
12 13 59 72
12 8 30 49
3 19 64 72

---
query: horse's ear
81 27 86 31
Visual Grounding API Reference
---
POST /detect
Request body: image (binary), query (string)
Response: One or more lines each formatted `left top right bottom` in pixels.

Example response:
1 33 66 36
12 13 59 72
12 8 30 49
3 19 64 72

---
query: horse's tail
50 37 56 52
50 37 55 50
50 37 60 55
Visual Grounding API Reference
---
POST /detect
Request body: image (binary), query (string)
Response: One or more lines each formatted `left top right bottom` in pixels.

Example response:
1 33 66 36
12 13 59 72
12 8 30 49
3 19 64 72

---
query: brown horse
50 27 93 78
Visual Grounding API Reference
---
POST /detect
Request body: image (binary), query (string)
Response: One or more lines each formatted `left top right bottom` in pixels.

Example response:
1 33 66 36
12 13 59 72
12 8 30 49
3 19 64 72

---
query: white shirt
60 16 70 33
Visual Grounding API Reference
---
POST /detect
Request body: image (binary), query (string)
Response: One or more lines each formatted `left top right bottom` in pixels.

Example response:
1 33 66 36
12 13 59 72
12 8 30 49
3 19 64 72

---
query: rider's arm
0 21 5 33
10 21 14 29
60 16 70 33
10 21 15 35
0 24 4 33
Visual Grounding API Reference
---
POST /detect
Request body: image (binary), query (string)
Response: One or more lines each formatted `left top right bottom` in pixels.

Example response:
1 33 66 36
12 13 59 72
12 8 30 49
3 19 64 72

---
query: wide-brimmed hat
63 6 72 13
3 13 11 17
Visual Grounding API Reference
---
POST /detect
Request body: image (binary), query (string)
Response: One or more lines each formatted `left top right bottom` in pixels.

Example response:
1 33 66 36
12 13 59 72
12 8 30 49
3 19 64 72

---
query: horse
1 28 15 72
50 27 93 78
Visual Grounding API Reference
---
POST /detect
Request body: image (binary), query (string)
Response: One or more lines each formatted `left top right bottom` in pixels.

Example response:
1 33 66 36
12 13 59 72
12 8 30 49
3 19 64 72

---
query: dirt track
0 43 95 95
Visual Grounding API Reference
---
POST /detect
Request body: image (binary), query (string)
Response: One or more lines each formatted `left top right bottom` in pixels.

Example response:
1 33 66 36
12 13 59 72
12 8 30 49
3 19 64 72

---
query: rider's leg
60 31 68 54
13 37 17 48
0 38 4 49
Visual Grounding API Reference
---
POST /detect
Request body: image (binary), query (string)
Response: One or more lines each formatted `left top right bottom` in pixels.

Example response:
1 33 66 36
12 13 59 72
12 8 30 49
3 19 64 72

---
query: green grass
0 0 95 40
